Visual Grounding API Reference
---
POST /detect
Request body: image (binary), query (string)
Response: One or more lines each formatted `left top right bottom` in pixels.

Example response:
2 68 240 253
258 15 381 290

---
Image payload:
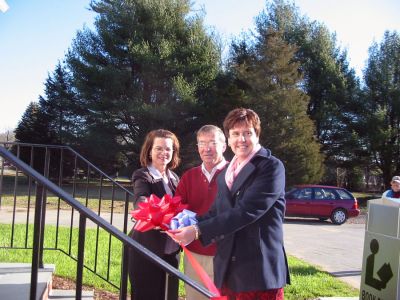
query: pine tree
15 102 56 144
41 62 86 145
230 29 324 186
361 31 400 185
66 0 220 170
255 0 363 186
14 102 58 172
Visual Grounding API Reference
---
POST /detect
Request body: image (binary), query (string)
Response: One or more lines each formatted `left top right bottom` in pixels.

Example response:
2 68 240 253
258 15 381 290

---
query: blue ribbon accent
170 209 197 230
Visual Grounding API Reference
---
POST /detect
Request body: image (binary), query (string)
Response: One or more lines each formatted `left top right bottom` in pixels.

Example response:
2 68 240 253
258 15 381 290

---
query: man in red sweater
175 124 228 300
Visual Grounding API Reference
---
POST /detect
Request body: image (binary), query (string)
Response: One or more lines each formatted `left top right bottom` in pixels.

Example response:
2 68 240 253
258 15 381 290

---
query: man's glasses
197 141 219 149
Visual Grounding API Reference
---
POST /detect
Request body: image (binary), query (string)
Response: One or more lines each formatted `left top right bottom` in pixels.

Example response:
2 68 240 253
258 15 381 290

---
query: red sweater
175 165 225 255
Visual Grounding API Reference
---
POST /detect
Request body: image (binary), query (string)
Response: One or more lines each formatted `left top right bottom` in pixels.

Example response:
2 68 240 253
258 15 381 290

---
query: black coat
198 147 290 292
130 167 179 256
128 167 180 300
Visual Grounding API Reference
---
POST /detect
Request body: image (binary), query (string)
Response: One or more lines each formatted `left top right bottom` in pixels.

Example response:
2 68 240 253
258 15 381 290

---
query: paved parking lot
283 217 365 289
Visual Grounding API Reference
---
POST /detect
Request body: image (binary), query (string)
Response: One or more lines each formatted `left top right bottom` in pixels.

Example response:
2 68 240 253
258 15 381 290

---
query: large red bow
131 194 226 299
130 194 187 232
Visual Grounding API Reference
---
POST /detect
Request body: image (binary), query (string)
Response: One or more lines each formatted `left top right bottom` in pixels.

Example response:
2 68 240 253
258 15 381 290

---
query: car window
314 187 336 200
322 188 336 200
297 188 312 200
335 189 353 199
314 188 325 199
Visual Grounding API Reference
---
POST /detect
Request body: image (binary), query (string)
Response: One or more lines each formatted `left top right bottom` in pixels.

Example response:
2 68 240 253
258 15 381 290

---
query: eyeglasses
229 131 254 139
197 141 219 149
152 146 173 153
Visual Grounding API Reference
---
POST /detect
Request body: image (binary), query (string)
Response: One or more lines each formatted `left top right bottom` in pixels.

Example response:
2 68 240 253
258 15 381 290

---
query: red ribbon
131 194 226 299
165 231 227 299
131 194 187 232
182 245 227 299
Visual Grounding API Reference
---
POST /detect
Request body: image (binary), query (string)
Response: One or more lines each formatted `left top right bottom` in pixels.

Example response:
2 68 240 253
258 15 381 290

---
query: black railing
0 142 133 289
0 143 214 299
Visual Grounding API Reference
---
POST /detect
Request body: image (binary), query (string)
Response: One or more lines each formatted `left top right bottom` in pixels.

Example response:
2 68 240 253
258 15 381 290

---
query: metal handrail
0 145 214 299
0 142 133 194
0 141 134 280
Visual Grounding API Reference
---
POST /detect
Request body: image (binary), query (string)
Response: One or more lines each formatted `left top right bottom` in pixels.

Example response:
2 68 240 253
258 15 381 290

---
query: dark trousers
128 247 180 300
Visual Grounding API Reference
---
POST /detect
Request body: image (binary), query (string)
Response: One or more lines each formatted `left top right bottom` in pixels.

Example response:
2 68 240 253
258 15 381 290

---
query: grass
0 224 359 299
285 258 359 299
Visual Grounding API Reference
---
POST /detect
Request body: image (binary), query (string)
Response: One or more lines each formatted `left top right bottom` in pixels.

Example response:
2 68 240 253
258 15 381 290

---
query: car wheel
331 209 347 225
319 218 328 221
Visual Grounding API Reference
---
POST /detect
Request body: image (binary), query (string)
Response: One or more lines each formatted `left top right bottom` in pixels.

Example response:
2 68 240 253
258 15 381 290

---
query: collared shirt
147 164 173 195
201 158 227 182
225 144 262 190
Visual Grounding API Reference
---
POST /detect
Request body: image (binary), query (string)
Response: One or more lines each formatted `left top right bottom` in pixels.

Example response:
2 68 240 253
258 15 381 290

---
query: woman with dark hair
129 129 181 300
171 108 290 299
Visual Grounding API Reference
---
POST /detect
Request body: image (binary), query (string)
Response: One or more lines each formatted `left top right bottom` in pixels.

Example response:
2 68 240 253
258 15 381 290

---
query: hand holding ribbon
165 212 227 300
170 209 197 229
169 209 198 245
130 194 187 232
130 196 226 299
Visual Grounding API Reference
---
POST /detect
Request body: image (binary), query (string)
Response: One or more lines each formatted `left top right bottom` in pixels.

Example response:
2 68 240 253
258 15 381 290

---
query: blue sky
1 0 400 132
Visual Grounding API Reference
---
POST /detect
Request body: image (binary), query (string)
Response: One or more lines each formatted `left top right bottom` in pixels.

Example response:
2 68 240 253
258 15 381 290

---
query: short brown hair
139 129 180 169
223 108 261 137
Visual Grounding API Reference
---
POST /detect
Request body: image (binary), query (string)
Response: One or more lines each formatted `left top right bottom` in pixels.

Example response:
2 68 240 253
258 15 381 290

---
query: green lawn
0 224 359 299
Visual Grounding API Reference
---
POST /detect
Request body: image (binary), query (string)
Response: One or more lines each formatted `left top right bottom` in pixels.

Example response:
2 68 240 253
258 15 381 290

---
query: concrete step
48 289 94 299
0 263 54 300
0 263 94 300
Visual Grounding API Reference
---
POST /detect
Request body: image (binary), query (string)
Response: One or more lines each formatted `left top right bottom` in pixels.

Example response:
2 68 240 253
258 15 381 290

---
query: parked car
285 185 360 225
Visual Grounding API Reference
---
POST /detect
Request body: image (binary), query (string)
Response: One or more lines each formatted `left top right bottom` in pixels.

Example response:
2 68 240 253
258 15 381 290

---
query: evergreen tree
66 0 220 170
229 29 324 186
14 102 58 172
14 63 85 147
14 63 93 174
41 62 85 146
361 31 400 185
255 0 363 185
15 102 56 144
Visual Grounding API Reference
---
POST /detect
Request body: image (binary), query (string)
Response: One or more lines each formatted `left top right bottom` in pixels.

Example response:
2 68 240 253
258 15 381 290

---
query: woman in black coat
129 129 181 300
172 108 290 299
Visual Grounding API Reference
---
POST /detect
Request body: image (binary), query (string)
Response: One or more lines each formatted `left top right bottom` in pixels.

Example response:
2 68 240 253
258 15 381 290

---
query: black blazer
130 167 179 256
198 147 290 292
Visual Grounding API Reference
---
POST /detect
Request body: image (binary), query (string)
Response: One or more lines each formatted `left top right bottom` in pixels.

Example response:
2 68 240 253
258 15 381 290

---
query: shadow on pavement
331 270 362 277
284 217 335 226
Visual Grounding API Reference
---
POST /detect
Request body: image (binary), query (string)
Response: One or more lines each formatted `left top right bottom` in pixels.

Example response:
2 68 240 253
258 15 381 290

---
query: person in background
383 176 400 198
171 108 290 300
128 129 181 300
175 125 228 300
